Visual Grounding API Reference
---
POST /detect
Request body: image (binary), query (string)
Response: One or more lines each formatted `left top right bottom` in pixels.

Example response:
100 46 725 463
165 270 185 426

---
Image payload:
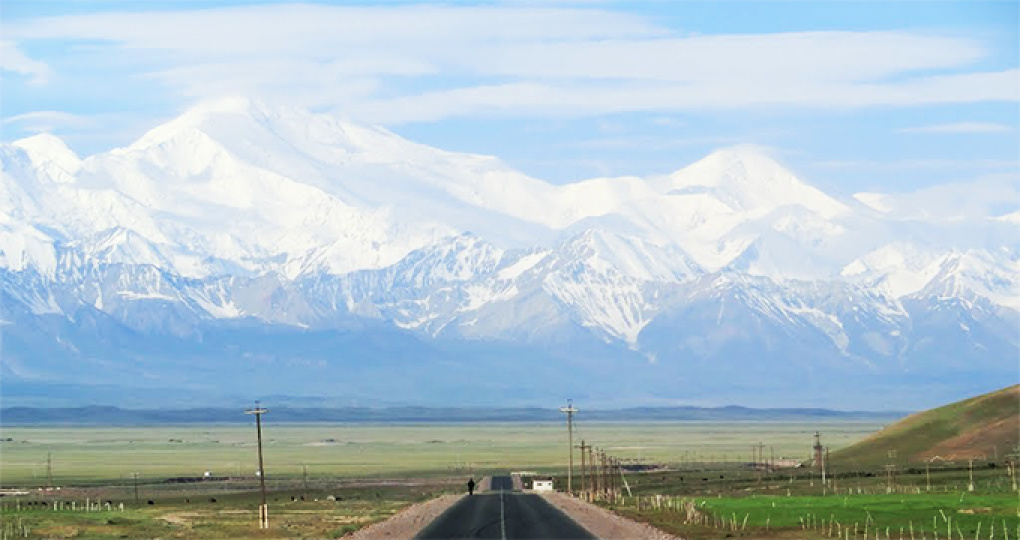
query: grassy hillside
830 384 1019 467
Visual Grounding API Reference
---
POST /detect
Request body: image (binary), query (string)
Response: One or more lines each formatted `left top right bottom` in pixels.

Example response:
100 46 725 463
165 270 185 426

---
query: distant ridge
829 384 1019 467
0 405 905 425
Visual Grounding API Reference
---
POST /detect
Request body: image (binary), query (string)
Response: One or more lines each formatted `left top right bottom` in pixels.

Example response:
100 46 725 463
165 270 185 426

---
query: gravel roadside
342 493 464 539
542 492 683 540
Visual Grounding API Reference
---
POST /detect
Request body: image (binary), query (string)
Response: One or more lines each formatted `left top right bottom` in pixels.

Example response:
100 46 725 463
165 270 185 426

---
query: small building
532 477 554 492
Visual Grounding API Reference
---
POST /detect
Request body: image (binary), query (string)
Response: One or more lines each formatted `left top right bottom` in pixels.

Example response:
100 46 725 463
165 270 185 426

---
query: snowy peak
917 250 1020 309
8 133 81 183
659 146 849 219
558 229 701 283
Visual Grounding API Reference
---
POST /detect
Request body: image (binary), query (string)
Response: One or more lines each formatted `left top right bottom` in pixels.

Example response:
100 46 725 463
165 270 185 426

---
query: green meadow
0 421 884 485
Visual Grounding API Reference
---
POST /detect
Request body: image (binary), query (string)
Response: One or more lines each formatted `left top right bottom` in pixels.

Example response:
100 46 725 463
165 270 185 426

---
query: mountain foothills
1 98 1017 409
830 384 1019 467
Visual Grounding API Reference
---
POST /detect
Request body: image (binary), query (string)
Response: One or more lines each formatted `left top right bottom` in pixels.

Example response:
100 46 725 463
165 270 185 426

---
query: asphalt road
415 476 596 539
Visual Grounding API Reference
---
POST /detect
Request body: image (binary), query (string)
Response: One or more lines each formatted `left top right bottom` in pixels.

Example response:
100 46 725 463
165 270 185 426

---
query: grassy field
0 420 885 538
0 421 885 485
0 481 451 539
586 460 1019 539
616 491 1020 540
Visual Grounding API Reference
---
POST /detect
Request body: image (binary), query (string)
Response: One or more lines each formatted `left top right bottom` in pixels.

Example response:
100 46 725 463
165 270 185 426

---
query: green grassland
593 464 1019 539
0 421 882 538
0 421 884 486
0 481 448 539
615 491 1019 540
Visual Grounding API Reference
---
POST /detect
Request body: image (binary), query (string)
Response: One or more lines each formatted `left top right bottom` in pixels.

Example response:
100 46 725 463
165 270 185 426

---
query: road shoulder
343 493 463 539
541 492 682 540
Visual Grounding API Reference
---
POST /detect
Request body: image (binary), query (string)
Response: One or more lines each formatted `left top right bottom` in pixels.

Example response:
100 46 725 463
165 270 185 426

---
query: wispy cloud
0 40 52 85
812 158 1019 171
3 111 96 132
898 122 1012 134
2 4 1015 125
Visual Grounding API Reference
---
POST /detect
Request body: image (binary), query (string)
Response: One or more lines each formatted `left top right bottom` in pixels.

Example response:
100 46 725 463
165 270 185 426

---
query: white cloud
3 111 95 132
2 4 1016 124
853 173 1020 221
898 122 1012 134
812 158 1019 171
0 41 52 85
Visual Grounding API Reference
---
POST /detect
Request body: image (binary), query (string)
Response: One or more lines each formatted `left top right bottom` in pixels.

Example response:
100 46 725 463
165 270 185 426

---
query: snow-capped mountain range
2 97 1016 409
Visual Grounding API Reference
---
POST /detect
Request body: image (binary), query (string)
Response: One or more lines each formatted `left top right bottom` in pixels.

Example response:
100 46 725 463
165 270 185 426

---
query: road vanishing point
415 476 596 539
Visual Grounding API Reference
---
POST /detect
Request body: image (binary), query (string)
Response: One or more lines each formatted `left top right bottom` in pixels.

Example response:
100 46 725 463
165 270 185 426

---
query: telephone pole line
245 402 270 529
559 400 578 495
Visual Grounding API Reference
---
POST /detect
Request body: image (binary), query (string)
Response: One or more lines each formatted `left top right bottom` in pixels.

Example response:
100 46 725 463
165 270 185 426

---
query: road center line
500 490 507 540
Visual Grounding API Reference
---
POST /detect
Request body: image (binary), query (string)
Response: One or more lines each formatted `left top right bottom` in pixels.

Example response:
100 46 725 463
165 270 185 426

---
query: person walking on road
467 478 475 496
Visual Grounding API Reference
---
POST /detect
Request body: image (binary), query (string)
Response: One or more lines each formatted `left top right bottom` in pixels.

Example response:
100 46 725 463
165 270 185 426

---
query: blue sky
1 1 1017 194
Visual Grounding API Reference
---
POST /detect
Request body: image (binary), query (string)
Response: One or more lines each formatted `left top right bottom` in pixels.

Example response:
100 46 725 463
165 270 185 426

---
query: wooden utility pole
132 472 139 503
611 456 617 499
302 465 308 499
560 400 577 495
813 432 825 482
46 453 53 488
245 403 270 529
579 441 587 498
755 441 765 482
589 447 597 498
595 449 603 498
825 447 830 486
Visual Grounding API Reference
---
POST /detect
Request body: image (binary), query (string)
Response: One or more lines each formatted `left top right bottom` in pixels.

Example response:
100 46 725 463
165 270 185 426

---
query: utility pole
968 459 975 492
579 441 587 499
825 447 831 486
46 453 53 488
245 402 270 529
595 449 603 498
131 472 139 503
302 465 308 499
925 461 931 492
589 446 598 499
884 463 896 493
559 400 577 495
755 441 765 482
608 457 615 499
813 432 825 483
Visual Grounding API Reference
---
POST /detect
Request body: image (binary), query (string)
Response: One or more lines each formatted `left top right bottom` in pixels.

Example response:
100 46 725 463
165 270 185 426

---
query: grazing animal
209 498 217 503
147 500 155 505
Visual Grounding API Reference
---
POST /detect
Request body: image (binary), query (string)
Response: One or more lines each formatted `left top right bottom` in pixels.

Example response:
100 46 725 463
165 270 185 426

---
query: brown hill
830 385 1019 467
